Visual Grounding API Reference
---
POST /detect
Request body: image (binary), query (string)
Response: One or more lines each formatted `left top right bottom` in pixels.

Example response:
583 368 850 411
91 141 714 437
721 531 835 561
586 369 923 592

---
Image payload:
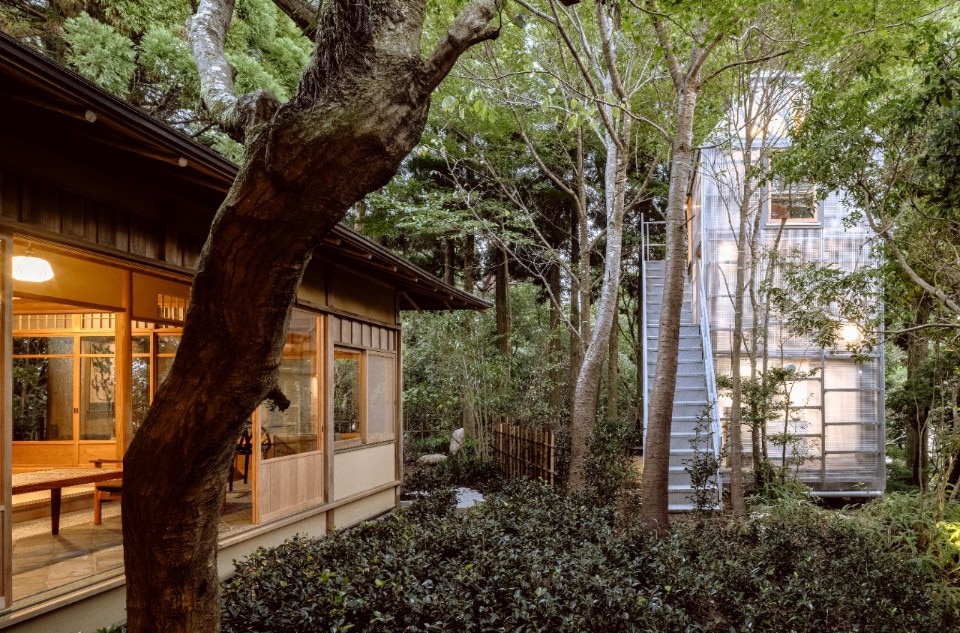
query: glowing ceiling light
12 248 54 282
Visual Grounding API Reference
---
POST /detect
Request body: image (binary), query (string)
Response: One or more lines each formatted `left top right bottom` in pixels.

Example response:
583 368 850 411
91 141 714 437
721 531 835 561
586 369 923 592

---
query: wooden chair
90 459 123 526
230 430 253 491
93 480 123 525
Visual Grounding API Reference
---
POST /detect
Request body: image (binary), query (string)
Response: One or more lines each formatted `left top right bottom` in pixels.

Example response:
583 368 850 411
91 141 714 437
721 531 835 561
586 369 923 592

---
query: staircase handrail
640 220 666 448
697 254 723 506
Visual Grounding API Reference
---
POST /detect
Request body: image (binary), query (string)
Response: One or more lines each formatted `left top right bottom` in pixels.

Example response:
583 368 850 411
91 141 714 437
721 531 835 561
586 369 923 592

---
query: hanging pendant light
13 246 54 282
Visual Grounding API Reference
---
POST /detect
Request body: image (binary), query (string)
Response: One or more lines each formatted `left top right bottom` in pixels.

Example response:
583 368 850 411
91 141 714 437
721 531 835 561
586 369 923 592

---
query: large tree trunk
463 233 476 292
443 237 456 286
606 303 620 421
122 1 500 630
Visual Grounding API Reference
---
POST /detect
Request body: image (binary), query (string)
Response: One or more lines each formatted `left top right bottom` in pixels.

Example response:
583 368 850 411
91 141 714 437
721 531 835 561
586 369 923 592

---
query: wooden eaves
0 31 489 313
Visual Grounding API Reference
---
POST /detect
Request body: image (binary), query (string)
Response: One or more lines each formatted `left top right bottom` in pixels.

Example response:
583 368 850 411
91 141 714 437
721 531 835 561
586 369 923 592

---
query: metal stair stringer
641 259 721 511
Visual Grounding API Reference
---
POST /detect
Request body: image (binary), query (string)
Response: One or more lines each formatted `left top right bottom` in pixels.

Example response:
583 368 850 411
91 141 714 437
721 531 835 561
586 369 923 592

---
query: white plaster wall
333 443 396 500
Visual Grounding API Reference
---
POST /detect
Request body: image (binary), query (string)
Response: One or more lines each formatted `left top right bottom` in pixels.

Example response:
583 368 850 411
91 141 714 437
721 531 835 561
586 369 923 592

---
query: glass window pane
13 357 74 440
366 353 395 439
261 360 317 457
260 312 319 458
81 354 116 440
14 336 73 355
132 357 151 434
157 357 174 386
334 352 361 441
132 335 150 354
81 336 115 355
157 335 180 354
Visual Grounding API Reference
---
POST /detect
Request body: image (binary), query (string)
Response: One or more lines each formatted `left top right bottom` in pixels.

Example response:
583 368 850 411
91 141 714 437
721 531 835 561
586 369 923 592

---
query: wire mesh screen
701 141 884 495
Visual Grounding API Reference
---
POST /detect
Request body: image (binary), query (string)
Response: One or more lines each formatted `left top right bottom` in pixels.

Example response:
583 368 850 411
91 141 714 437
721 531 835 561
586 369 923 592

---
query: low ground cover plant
221 480 959 632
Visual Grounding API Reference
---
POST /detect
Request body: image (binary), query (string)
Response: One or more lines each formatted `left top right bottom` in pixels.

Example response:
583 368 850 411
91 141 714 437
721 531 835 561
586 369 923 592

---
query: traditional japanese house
0 31 487 631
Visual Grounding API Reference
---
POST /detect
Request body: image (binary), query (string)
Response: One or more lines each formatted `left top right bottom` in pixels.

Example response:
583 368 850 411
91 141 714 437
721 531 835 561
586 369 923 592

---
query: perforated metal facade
695 138 885 496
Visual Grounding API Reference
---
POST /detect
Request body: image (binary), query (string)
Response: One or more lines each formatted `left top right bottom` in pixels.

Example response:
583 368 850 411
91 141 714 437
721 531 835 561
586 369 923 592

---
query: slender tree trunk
635 248 645 442
607 301 620 420
548 261 564 418
354 198 366 234
640 9 720 530
461 236 477 437
757 219 786 467
905 298 931 487
568 116 630 490
123 0 500 629
463 233 476 293
727 132 755 516
494 245 512 359
641 82 698 530
570 203 583 387
443 237 456 286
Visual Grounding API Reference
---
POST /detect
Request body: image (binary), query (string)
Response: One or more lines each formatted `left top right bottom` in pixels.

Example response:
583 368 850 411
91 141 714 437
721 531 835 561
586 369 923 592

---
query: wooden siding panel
257 452 324 523
351 321 362 346
60 194 88 240
33 183 63 233
97 205 117 248
329 317 398 352
297 265 328 310
327 269 397 325
0 170 17 219
129 215 160 259
179 233 203 269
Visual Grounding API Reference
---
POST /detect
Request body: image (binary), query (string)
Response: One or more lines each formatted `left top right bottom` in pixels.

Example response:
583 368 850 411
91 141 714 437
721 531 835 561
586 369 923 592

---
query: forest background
3 0 960 629
4 0 960 507
4 0 960 509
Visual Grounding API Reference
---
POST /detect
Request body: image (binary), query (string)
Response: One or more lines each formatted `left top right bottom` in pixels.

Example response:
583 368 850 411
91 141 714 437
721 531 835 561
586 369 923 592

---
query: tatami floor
11 483 254 603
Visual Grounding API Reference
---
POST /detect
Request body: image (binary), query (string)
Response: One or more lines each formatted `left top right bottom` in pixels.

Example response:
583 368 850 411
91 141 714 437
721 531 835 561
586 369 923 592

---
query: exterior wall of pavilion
697 147 885 495
0 171 404 625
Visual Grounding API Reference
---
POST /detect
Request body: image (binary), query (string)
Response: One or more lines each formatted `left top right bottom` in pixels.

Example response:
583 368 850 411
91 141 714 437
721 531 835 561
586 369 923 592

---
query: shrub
854 492 960 588
221 480 959 632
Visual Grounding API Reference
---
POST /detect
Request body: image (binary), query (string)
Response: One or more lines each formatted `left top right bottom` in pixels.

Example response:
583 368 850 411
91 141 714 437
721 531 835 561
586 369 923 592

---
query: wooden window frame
332 347 397 450
333 347 364 450
365 350 397 444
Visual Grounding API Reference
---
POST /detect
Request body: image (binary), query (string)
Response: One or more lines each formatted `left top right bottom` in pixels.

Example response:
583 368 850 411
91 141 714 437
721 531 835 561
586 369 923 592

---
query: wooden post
1 233 12 608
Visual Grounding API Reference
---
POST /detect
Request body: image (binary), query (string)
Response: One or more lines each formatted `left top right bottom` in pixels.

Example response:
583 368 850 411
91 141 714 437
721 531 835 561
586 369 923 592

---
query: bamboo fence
493 422 556 486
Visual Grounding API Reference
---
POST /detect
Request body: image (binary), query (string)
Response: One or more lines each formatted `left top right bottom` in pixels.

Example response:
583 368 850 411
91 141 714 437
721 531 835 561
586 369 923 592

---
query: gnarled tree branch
424 0 503 93
188 0 281 141
272 0 319 38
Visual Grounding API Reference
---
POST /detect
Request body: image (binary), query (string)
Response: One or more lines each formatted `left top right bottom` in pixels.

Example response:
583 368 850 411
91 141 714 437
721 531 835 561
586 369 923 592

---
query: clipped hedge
221 481 959 632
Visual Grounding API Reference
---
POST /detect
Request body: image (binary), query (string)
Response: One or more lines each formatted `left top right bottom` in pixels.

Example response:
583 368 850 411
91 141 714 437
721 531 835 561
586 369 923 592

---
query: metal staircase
642 245 722 511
